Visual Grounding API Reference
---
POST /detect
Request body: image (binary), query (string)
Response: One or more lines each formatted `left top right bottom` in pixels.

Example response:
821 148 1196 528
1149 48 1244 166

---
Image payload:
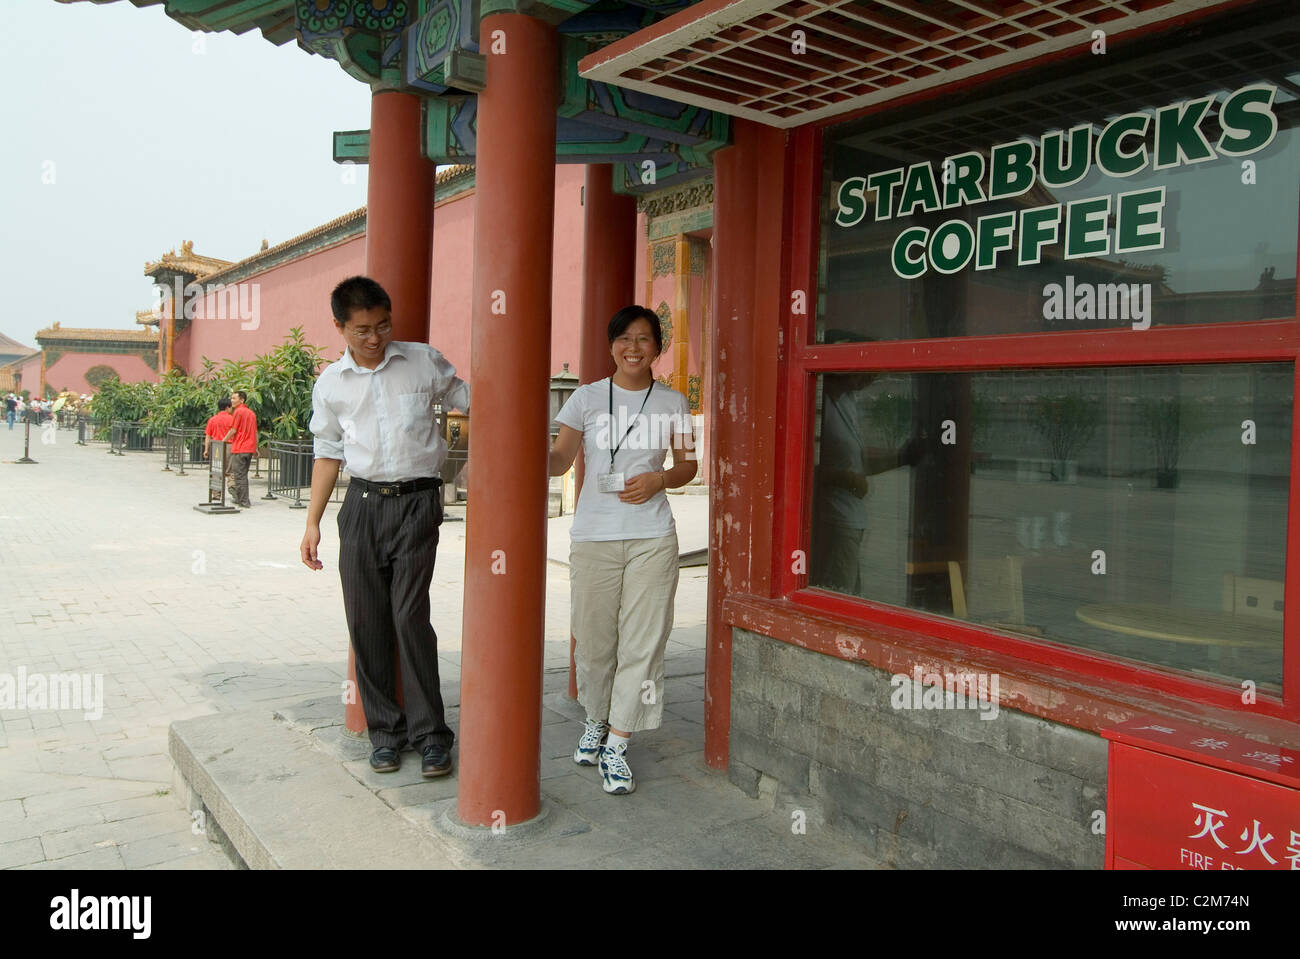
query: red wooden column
458 13 558 827
569 164 635 698
365 89 435 342
704 119 785 768
343 88 436 737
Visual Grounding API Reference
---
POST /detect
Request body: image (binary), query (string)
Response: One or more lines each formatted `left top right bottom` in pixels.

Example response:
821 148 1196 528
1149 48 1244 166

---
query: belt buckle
380 484 397 496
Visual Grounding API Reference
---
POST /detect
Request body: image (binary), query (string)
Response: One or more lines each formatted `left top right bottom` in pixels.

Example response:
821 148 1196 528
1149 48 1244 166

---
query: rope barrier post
16 413 36 464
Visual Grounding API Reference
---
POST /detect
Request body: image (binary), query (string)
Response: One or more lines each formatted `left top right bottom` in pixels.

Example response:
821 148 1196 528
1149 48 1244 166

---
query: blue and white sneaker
599 740 635 795
573 718 609 766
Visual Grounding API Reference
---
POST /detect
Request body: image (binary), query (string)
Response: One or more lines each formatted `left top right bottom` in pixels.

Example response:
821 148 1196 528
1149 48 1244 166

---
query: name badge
597 472 626 493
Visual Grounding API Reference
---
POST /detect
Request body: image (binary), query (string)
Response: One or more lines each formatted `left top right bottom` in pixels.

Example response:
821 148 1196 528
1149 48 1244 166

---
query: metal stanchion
194 440 239 514
16 414 36 464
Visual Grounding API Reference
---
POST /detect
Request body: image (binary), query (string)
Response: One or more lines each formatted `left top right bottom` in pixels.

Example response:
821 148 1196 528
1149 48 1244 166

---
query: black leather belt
351 476 443 497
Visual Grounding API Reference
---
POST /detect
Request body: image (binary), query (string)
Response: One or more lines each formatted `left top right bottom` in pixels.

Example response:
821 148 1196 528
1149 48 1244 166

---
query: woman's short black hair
607 305 663 354
331 276 392 324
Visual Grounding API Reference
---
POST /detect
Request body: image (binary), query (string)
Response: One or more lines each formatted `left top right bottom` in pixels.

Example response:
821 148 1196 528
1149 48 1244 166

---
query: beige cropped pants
570 533 679 733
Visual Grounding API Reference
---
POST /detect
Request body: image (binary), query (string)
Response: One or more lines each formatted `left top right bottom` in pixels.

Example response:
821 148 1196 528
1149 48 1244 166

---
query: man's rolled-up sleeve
309 380 345 460
430 350 470 413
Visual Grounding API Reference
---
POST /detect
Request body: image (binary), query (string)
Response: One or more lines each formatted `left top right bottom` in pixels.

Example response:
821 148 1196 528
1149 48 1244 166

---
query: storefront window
809 364 1290 690
818 15 1300 342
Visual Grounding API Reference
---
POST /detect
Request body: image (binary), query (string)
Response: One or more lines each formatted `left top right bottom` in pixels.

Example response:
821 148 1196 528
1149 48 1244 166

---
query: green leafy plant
241 328 327 444
91 376 157 428
85 330 328 446
1139 395 1209 486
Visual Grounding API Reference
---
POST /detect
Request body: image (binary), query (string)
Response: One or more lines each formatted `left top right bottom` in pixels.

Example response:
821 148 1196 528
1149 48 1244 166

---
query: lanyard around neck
609 378 654 472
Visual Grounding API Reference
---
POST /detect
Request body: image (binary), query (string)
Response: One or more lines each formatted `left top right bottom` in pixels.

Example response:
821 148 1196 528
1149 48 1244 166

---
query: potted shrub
1139 395 1207 489
1032 392 1100 483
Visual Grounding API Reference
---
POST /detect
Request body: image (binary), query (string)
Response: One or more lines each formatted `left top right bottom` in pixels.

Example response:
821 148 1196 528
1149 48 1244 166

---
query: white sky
1 0 373 349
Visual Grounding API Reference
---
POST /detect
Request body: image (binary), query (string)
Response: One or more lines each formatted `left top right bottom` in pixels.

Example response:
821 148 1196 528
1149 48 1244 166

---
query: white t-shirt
556 378 694 542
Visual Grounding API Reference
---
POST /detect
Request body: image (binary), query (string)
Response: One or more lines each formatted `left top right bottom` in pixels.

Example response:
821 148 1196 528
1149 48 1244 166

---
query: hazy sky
1 0 373 349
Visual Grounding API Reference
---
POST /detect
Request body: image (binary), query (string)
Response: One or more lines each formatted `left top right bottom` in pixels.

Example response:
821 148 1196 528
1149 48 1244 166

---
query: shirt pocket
397 390 432 434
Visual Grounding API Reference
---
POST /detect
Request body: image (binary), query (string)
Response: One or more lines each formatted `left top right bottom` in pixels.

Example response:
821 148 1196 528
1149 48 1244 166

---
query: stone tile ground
1 421 709 869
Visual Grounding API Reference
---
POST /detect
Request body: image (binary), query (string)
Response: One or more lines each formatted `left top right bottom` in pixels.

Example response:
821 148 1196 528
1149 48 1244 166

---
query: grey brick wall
729 629 1107 868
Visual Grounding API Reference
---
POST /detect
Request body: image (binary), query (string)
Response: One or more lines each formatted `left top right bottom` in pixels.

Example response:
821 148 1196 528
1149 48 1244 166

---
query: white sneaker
573 718 609 766
599 740 635 795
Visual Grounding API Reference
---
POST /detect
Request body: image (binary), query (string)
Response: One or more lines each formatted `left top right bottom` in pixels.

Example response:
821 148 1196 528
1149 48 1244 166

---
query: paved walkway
0 421 710 869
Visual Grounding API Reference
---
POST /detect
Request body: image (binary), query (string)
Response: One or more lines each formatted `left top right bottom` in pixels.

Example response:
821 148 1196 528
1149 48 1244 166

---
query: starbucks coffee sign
833 83 1279 279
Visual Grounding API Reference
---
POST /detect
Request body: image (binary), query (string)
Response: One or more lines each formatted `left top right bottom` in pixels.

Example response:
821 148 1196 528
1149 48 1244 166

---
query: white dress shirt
309 341 470 482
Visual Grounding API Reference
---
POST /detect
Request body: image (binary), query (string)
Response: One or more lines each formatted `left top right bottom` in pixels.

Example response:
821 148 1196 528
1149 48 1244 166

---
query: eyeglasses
348 320 392 340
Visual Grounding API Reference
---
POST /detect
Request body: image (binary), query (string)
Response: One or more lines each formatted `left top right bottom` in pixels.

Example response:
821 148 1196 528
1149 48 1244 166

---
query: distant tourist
220 390 258 508
547 305 697 796
300 275 467 780
4 394 15 430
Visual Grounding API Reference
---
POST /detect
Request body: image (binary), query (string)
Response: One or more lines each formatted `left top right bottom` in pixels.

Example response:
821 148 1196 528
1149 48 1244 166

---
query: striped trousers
337 483 454 752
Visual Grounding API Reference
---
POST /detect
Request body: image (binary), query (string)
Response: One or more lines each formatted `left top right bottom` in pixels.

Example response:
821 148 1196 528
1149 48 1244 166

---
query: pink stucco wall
177 233 365 374
15 353 45 395
429 165 586 380
45 352 157 394
174 165 588 386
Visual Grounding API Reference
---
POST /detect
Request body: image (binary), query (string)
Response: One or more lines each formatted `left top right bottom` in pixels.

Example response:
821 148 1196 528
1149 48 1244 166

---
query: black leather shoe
369 747 400 773
421 744 452 778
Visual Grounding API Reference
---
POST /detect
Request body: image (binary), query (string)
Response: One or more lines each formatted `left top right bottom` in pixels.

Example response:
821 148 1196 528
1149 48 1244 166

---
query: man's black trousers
337 482 454 752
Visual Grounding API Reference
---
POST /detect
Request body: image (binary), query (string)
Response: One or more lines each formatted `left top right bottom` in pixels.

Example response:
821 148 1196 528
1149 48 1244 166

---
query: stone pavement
0 420 709 868
1 420 875 869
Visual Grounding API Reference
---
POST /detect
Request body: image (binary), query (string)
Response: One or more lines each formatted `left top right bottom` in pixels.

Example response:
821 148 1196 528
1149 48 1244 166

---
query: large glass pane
818 8 1300 342
809 364 1291 690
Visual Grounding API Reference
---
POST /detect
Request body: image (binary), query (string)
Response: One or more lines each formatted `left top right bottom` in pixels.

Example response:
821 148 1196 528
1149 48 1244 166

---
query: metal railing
108 420 153 455
163 427 208 474
264 438 342 507
261 435 466 508
83 416 108 445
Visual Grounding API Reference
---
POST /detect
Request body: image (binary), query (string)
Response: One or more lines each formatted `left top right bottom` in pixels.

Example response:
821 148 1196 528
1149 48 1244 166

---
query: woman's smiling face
611 317 660 380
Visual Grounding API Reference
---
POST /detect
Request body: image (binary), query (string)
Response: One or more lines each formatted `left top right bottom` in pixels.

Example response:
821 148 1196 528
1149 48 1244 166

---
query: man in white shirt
300 276 469 779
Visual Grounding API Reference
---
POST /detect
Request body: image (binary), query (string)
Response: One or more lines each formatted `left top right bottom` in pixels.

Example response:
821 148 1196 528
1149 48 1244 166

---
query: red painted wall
177 234 366 374
45 352 157 393
430 164 587 380
174 165 588 386
15 353 44 395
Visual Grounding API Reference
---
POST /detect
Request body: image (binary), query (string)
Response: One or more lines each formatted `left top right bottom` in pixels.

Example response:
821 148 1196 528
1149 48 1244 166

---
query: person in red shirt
202 397 234 460
221 390 259 507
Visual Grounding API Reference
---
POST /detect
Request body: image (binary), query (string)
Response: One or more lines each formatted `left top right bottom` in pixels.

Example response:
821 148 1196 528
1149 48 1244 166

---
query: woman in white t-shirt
548 306 697 795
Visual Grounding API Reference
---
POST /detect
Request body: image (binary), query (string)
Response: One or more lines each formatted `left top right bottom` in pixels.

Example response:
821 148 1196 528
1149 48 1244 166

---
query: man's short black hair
232 390 247 403
217 397 231 411
331 276 392 324
607 305 663 354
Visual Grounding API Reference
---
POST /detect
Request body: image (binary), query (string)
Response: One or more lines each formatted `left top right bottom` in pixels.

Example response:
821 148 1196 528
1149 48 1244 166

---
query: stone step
169 708 464 870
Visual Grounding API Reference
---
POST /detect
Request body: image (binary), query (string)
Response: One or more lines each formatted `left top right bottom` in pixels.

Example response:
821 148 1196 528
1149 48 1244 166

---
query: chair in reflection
1222 573 1284 621
948 556 1042 636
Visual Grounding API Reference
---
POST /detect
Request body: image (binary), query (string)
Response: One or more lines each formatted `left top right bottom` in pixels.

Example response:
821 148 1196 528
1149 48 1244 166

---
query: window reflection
818 15 1300 341
809 365 1290 690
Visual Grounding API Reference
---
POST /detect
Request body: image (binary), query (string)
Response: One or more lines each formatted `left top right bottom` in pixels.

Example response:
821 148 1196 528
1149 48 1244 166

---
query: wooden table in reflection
1075 603 1281 649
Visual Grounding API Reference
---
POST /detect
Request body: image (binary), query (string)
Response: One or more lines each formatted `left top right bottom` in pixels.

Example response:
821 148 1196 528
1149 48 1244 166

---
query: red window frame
771 38 1300 724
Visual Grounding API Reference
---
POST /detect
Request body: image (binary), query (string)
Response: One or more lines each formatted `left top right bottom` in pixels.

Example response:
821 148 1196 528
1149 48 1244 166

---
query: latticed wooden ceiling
580 0 1242 127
